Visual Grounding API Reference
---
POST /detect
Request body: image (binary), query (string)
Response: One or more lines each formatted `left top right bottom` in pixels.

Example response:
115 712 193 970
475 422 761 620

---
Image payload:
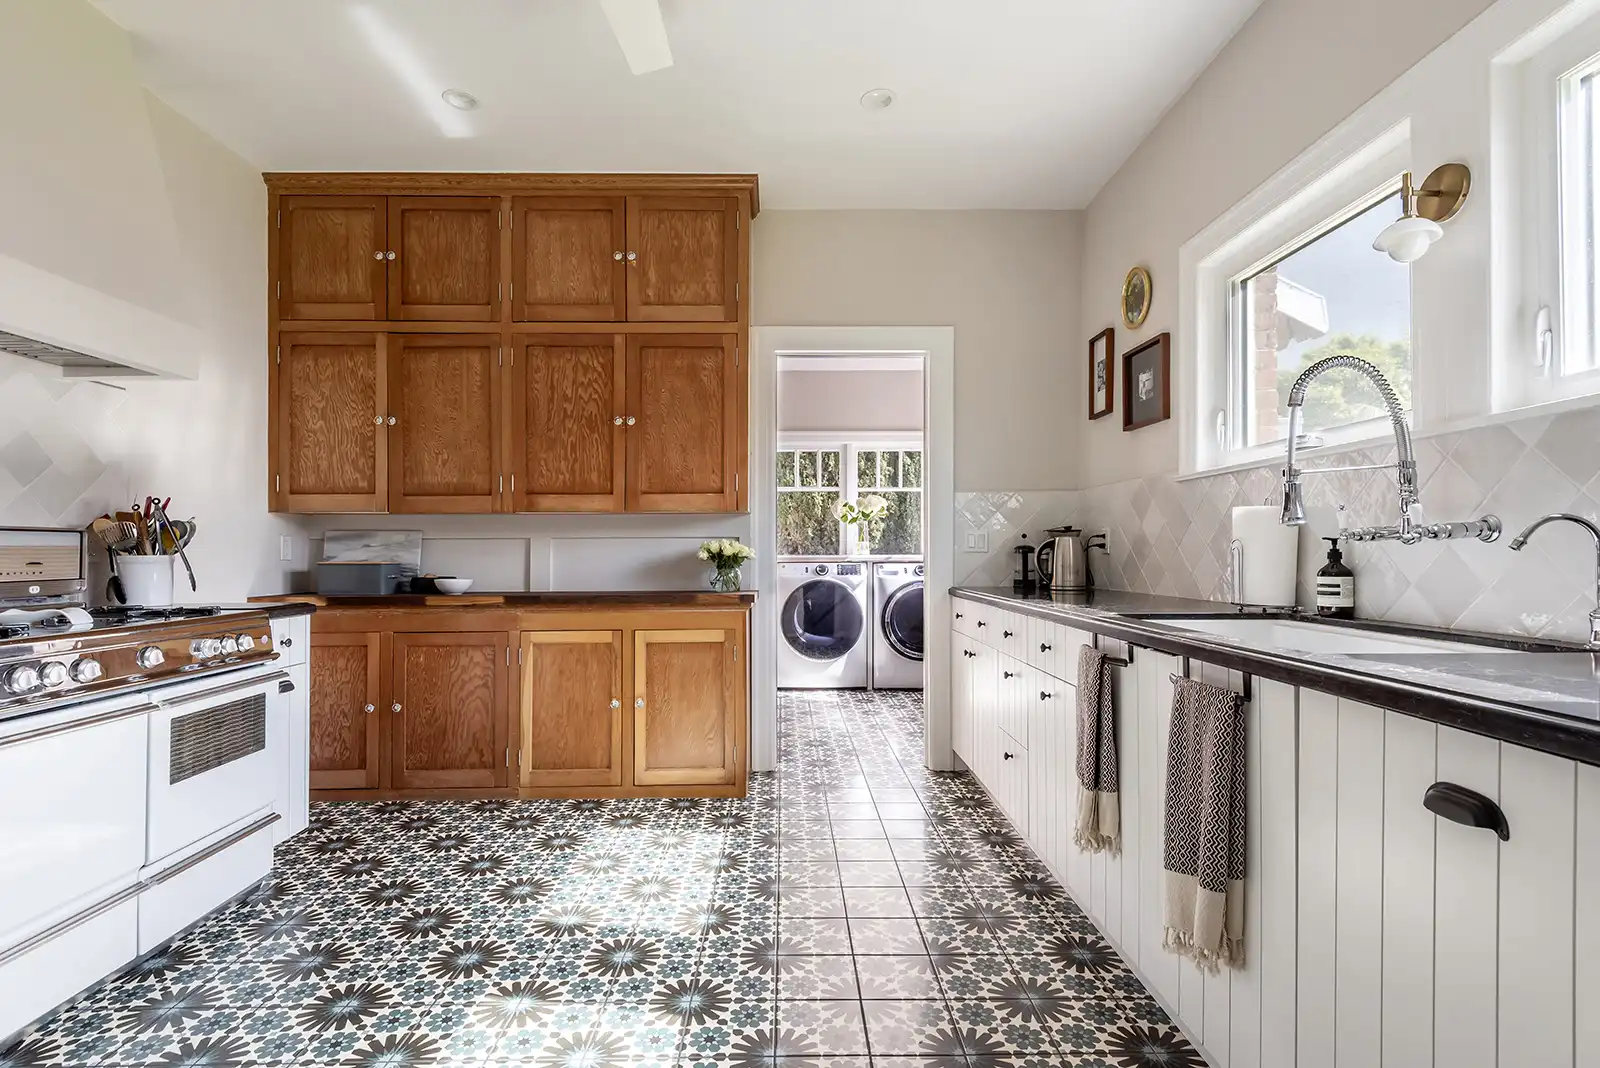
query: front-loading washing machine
871 562 924 689
777 561 870 688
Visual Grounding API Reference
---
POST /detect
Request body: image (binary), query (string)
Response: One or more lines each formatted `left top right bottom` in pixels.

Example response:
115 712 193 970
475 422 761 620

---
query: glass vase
709 565 742 593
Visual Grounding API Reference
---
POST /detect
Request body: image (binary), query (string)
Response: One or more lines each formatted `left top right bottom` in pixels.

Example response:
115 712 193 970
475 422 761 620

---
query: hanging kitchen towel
1074 644 1120 854
1162 675 1246 972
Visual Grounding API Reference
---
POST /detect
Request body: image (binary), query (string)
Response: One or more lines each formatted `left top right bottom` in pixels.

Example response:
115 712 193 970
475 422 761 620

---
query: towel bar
1170 657 1253 701
1091 633 1134 667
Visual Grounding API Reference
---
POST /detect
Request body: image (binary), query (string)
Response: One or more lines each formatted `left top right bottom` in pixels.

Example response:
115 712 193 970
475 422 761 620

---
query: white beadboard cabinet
949 593 1600 1068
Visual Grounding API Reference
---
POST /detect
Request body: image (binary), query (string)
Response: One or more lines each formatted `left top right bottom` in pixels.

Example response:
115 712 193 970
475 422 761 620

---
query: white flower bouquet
835 494 889 544
698 538 754 592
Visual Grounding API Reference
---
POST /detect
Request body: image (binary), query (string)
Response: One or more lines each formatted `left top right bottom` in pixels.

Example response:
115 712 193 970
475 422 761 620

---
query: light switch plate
964 532 988 552
279 534 293 562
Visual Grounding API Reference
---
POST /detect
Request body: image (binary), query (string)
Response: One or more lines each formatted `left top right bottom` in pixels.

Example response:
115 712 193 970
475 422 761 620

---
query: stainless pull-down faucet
1278 355 1501 544
1508 514 1600 648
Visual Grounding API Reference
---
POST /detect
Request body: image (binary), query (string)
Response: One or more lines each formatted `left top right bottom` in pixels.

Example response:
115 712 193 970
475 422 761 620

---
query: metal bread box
314 560 407 596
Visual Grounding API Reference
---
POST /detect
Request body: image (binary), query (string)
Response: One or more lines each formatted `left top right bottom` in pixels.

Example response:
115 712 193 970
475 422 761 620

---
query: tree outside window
777 443 923 557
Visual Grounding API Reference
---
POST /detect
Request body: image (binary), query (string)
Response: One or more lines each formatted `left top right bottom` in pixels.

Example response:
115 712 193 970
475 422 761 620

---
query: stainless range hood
0 329 154 378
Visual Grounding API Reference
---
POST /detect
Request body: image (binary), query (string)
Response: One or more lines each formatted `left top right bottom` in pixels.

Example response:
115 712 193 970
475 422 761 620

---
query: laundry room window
776 449 843 556
854 448 923 556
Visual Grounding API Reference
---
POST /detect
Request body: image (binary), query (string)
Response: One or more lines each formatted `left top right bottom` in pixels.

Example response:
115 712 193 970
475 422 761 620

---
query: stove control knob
3 665 41 695
39 662 69 688
220 636 240 655
136 646 166 670
70 658 103 683
236 634 255 652
189 638 222 659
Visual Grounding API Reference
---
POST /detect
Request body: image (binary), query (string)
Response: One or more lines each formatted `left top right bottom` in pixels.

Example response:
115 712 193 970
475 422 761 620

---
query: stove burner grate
89 605 225 624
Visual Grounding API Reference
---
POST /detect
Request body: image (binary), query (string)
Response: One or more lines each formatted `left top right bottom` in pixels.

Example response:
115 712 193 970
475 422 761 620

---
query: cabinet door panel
389 334 501 513
390 196 500 321
309 632 382 790
513 197 626 321
278 332 386 512
626 335 739 512
514 335 625 512
520 631 624 788
626 197 738 321
634 628 741 786
391 632 509 789
278 196 387 320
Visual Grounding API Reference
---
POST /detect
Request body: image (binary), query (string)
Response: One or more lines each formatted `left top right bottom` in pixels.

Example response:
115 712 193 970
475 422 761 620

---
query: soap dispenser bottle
1316 537 1355 619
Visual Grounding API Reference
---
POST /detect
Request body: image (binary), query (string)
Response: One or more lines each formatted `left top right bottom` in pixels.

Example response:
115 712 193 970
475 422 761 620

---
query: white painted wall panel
1577 763 1600 1068
1379 710 1435 1068
1333 699 1383 1068
1433 727 1499 1068
1138 652 1181 1008
1256 679 1298 1068
1297 688 1338 1068
1497 744 1575 1067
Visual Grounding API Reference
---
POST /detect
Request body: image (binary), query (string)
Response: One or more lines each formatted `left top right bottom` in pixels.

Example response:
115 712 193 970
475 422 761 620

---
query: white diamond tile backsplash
953 490 1079 585
1066 405 1600 644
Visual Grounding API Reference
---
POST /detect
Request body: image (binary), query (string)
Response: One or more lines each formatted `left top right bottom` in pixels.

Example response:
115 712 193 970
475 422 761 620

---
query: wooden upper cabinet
626 197 739 322
512 197 626 321
279 196 388 320
633 627 743 786
388 334 502 513
389 197 501 321
512 334 625 512
520 631 624 788
309 631 383 790
277 332 387 512
626 334 740 511
390 632 509 790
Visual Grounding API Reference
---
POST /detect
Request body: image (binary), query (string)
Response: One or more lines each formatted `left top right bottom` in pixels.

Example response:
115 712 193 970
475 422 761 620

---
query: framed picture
1088 328 1114 420
1122 266 1152 329
1122 332 1171 432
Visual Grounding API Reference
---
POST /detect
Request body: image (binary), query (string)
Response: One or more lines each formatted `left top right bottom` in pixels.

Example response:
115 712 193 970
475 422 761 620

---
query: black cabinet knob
1040 643 1052 652
1003 671 1014 679
1003 752 1015 760
976 621 987 628
955 612 964 619
280 637 293 648
1423 782 1510 840
1003 630 1013 638
1039 691 1051 700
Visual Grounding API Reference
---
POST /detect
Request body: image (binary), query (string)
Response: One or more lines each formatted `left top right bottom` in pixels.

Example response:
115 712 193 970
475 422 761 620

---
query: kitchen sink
1155 617 1520 656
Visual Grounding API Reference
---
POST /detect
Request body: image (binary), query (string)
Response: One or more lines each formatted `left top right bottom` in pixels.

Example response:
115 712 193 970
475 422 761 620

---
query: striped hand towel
1073 645 1120 854
1162 675 1246 972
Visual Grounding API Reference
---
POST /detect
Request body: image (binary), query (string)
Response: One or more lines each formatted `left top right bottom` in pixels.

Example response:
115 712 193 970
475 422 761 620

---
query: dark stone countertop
952 585 1600 767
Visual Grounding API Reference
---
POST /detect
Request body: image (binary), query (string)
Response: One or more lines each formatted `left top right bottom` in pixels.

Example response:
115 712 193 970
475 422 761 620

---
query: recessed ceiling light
441 88 479 111
859 88 896 111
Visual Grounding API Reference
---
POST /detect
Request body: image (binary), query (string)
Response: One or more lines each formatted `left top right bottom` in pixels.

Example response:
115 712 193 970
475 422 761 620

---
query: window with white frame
1556 51 1600 381
1227 188 1413 451
775 442 923 557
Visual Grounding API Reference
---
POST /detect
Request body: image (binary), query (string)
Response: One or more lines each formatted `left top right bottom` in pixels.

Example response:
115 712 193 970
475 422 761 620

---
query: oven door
147 668 287 865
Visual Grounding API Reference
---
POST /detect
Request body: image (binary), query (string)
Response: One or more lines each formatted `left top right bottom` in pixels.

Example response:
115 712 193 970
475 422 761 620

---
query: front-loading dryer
777 561 870 688
871 562 924 689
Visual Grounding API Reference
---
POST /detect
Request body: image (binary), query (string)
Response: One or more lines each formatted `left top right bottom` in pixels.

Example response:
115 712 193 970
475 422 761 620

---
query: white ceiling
93 0 1263 209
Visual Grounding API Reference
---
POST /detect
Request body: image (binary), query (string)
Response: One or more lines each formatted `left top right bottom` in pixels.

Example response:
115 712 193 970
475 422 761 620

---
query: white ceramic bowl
433 577 473 595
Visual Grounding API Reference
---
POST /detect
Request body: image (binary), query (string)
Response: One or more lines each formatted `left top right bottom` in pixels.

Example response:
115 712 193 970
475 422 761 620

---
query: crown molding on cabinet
261 172 761 216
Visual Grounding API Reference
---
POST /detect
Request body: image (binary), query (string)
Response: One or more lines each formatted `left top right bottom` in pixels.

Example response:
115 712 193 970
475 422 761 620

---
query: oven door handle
154 669 290 709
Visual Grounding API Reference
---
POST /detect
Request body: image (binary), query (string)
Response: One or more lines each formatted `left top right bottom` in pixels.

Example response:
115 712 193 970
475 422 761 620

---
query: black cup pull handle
1423 782 1510 841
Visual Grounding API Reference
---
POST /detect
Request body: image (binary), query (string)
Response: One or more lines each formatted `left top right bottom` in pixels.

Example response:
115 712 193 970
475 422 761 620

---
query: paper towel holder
1229 535 1300 611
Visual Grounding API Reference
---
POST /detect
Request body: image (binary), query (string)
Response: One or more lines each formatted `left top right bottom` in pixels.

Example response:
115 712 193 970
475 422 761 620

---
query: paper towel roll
1230 506 1299 606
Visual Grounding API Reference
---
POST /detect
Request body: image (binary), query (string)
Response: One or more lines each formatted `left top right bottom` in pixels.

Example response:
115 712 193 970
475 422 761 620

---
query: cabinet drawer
993 612 1026 660
952 601 980 640
270 615 309 666
0 893 137 1043
140 814 276 953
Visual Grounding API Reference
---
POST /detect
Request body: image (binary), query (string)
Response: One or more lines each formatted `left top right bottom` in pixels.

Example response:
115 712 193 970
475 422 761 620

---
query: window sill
1175 431 1396 483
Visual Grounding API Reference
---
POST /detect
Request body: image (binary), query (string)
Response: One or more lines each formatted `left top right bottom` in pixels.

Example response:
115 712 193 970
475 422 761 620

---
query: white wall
0 0 294 603
1076 0 1498 486
754 210 1082 491
779 368 923 433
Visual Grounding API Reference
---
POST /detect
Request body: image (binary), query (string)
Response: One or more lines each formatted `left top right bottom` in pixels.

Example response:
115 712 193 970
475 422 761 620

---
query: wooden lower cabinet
307 605 747 799
308 631 384 790
633 628 742 786
519 630 624 788
390 632 512 789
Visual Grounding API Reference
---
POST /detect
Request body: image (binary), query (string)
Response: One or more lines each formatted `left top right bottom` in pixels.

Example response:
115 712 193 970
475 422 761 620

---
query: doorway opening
751 327 955 776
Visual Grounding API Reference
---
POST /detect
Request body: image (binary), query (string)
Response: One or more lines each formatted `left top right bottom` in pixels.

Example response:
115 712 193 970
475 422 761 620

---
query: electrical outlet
279 534 293 562
964 531 988 552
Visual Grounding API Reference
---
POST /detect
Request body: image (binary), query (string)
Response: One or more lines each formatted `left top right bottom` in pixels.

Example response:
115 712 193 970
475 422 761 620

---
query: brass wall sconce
1372 162 1472 263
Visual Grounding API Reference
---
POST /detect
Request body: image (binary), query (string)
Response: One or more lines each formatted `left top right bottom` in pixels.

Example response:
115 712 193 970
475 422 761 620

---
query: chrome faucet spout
1509 513 1600 647
1276 354 1497 545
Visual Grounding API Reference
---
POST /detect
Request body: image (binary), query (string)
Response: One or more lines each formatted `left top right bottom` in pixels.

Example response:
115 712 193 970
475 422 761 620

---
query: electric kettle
1035 526 1105 591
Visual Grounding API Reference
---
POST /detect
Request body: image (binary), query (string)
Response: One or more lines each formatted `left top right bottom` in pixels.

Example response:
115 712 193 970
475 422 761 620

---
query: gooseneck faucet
1278 355 1501 544
1509 514 1600 647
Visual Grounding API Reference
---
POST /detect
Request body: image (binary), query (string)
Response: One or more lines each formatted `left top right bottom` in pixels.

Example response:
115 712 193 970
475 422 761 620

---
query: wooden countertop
248 590 756 608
